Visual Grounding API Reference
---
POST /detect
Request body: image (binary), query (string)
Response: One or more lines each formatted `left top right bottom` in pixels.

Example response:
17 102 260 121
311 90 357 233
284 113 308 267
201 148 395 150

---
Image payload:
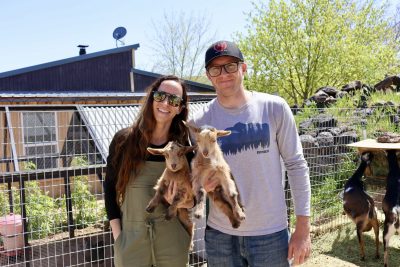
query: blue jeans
205 226 290 267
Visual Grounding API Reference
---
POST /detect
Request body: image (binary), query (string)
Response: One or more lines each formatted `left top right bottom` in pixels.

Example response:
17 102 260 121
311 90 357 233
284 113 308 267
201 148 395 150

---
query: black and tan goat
343 152 380 261
145 141 196 239
382 150 400 267
184 122 245 228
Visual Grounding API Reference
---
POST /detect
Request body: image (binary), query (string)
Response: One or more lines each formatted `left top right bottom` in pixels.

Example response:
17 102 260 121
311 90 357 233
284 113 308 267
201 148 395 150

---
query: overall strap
145 215 166 267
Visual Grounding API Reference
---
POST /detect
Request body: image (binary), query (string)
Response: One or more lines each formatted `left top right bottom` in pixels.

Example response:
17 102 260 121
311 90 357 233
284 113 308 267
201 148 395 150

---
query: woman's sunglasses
153 91 183 107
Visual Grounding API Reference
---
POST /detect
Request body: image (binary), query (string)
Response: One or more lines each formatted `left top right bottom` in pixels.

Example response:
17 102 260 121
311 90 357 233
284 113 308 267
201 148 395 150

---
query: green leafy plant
20 161 37 171
0 185 10 216
72 175 98 228
70 156 105 228
238 0 399 105
24 181 66 239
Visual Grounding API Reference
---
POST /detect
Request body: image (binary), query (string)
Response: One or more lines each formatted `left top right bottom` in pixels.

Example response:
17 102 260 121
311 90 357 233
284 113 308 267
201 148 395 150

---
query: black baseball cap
205 40 244 68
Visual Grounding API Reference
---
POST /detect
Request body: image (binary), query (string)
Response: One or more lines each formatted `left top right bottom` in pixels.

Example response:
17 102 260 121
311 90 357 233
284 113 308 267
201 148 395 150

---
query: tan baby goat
145 141 196 238
184 122 245 228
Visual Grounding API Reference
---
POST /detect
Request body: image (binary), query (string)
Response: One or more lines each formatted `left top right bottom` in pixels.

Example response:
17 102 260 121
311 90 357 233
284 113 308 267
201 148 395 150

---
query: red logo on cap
214 42 228 52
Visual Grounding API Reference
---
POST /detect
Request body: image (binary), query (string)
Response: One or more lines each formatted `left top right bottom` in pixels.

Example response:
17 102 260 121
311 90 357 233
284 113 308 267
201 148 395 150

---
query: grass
305 222 400 267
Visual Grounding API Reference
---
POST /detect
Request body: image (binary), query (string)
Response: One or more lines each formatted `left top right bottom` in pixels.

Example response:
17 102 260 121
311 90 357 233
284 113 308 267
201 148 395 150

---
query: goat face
360 151 373 165
147 141 195 172
183 121 230 158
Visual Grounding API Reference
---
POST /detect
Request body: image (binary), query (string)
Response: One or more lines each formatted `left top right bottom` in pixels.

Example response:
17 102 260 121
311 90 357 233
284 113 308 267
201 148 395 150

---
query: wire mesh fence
290 105 399 236
0 104 398 266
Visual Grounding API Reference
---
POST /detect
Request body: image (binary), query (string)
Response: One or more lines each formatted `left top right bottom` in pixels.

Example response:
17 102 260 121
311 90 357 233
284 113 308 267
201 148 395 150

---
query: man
191 40 311 266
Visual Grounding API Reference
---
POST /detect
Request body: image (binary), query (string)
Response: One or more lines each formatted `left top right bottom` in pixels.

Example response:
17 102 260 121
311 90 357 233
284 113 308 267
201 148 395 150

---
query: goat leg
372 217 380 259
219 186 245 223
146 183 167 213
229 173 245 213
383 217 395 267
177 209 194 250
213 187 242 228
356 222 366 261
367 198 380 259
166 193 182 220
221 181 245 222
194 187 206 219
192 178 206 218
231 194 246 222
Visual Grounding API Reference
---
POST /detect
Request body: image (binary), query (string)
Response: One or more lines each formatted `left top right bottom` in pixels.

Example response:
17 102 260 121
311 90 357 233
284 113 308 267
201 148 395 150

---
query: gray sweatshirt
191 91 310 236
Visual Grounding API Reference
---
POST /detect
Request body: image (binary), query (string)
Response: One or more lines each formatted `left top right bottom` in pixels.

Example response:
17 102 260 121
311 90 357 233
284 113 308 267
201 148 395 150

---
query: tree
150 11 216 82
237 0 399 105
394 4 400 42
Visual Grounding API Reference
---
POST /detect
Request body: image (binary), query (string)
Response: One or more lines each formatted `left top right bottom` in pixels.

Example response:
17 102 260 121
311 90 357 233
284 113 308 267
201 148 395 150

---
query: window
22 112 59 170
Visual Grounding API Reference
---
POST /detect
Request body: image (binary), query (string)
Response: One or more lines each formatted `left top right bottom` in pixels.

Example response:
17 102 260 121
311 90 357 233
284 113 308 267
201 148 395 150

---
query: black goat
382 150 400 267
343 152 379 260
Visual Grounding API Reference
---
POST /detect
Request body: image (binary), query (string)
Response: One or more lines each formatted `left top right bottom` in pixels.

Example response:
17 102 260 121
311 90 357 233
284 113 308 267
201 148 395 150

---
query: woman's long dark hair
113 75 189 204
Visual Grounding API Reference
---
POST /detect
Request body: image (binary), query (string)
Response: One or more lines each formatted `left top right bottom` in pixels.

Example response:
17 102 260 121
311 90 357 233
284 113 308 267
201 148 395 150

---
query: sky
1 1 398 74
0 0 254 73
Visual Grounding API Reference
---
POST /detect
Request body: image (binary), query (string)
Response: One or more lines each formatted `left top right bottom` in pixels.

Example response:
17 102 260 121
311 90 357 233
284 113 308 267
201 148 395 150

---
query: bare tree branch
150 11 216 81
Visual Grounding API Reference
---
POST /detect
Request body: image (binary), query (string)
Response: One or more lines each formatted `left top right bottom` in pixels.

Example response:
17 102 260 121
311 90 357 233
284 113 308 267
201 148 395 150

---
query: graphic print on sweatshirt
219 122 270 155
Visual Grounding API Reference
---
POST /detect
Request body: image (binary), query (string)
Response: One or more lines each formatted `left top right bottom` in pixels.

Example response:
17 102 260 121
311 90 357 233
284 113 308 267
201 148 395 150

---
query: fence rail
1 104 398 266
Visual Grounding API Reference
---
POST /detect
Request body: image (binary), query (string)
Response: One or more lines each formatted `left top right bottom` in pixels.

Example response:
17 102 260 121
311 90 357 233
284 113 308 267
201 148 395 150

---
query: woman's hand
110 219 122 241
164 181 195 208
164 181 177 205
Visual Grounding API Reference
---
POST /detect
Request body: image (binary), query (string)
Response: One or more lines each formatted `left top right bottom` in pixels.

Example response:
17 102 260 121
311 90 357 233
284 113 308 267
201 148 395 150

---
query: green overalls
113 161 191 267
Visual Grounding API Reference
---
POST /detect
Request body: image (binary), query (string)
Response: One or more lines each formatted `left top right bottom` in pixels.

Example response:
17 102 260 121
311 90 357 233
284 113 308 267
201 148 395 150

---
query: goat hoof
360 256 365 261
146 206 155 213
194 211 203 219
232 221 241 229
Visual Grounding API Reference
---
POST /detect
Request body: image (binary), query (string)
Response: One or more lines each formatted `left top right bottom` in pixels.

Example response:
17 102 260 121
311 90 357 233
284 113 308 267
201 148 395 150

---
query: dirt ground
302 222 400 267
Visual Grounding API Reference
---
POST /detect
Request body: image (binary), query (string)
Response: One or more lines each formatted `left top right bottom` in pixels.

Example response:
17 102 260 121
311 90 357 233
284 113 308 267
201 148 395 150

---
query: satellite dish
113 27 127 47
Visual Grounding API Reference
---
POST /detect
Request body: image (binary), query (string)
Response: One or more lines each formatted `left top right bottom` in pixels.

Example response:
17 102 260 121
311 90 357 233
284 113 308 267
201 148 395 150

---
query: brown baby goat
145 141 196 238
184 122 245 228
343 152 380 261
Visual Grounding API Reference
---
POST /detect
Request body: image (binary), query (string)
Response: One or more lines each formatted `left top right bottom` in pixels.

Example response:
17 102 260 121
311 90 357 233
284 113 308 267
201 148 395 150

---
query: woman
104 75 194 267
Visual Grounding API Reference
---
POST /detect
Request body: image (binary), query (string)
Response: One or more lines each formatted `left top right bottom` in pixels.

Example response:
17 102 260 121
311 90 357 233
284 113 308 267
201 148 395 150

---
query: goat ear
183 120 200 133
184 145 197 154
217 130 231 137
147 147 164 155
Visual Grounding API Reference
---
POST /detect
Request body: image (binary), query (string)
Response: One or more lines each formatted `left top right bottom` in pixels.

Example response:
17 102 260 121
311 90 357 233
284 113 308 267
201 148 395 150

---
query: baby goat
184 122 245 228
343 152 379 261
145 141 196 238
382 150 400 267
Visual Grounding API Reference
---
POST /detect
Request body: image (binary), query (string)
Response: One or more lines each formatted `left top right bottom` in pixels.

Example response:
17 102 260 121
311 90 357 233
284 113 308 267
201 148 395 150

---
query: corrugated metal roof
77 101 209 162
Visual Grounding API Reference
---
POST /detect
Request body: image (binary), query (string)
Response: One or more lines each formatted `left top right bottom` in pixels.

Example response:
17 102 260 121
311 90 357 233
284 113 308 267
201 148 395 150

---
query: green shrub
0 185 9 216
71 155 105 228
24 181 66 239
72 175 98 228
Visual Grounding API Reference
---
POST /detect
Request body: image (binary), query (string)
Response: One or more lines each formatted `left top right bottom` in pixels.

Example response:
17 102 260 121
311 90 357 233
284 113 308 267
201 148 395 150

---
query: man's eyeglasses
207 62 242 77
153 91 184 107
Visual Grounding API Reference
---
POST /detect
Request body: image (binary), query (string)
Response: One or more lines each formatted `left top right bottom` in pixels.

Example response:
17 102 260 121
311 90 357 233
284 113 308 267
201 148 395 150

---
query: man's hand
288 216 311 266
